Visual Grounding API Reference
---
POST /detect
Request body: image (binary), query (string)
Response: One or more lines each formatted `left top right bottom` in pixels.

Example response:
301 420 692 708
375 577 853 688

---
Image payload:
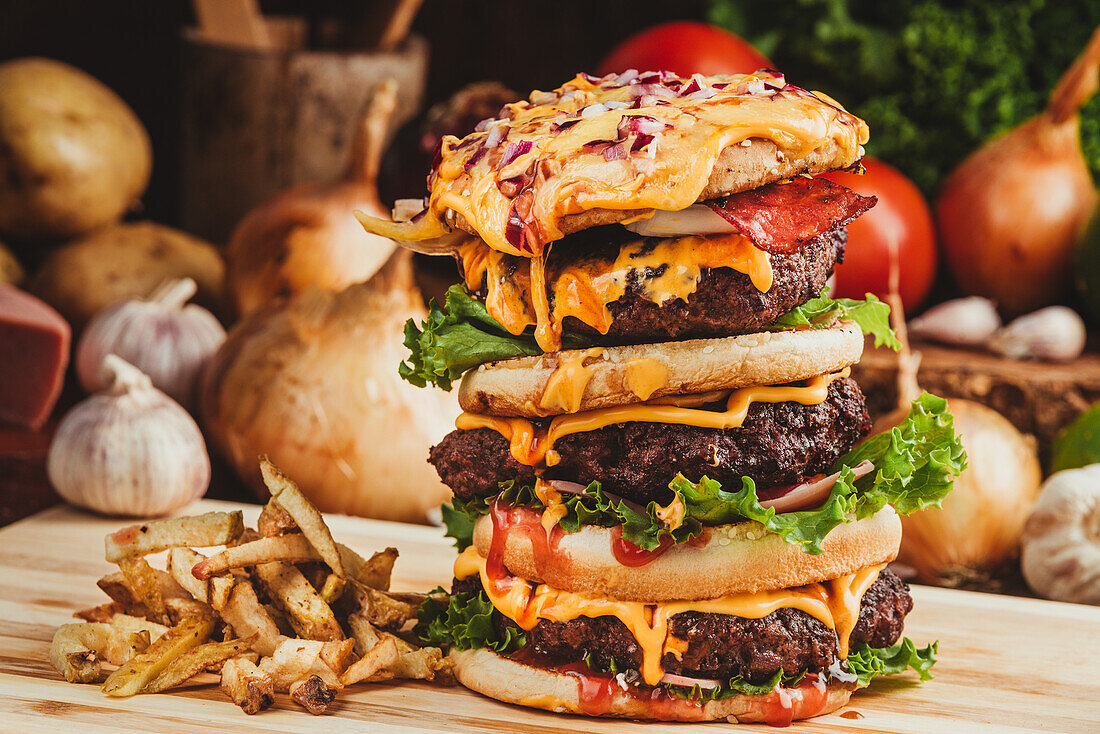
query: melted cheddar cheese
460 232 772 351
358 70 869 256
456 370 847 468
455 546 885 686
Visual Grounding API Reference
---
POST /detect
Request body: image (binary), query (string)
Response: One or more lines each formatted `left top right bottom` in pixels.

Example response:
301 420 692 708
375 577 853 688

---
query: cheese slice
455 546 885 686
360 70 869 256
456 369 847 468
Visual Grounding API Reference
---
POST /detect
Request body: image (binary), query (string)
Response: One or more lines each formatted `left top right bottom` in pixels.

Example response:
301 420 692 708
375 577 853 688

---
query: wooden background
1 499 1098 732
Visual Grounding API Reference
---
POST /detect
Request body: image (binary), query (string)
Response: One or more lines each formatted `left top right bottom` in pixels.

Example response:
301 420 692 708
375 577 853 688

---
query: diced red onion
630 94 657 109
580 102 609 118
684 86 718 102
579 72 602 84
759 461 876 513
474 117 495 133
604 99 629 110
505 203 526 249
608 69 639 87
659 673 722 690
485 122 507 149
712 82 729 89
464 146 486 171
618 114 669 136
678 79 701 96
630 133 655 153
530 90 559 105
551 118 581 133
497 140 533 169
602 141 629 161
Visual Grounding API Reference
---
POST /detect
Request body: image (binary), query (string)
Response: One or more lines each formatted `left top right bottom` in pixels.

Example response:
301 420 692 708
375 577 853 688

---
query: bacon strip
707 177 876 254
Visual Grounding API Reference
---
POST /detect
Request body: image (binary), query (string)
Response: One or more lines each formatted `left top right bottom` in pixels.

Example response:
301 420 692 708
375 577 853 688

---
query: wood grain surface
1 499 1098 733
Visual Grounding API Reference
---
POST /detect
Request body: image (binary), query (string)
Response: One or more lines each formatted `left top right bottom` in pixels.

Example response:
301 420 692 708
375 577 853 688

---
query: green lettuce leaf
440 502 477 551
400 286 898 390
415 588 526 653
442 393 965 556
846 638 938 687
769 291 901 350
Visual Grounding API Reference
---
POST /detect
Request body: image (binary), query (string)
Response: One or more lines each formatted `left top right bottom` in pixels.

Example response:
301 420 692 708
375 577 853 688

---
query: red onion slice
484 122 507 149
759 461 875 513
623 204 740 238
659 673 723 690
497 140 532 169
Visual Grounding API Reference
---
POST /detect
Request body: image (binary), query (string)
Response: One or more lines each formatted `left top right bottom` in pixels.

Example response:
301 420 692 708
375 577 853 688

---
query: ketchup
557 660 706 720
610 526 674 566
760 673 830 727
487 498 566 587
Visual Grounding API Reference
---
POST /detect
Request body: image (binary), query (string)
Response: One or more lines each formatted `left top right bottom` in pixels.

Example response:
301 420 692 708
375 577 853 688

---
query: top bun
357 70 868 256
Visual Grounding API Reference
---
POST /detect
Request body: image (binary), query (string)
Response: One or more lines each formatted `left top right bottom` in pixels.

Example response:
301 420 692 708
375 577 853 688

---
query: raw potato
0 58 151 241
29 222 226 330
0 240 23 285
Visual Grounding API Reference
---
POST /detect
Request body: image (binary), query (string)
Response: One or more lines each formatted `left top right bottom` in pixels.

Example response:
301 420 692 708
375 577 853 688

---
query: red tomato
821 158 937 312
597 22 772 77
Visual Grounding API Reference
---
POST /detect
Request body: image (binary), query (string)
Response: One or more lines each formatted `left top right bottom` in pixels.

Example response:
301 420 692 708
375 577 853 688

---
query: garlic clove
48 354 210 517
1021 464 1100 605
908 296 1001 347
989 305 1086 362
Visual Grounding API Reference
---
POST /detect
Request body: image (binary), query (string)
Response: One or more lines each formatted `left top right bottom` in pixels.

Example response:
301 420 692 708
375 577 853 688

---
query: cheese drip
359 71 869 255
455 547 884 686
459 234 772 352
456 369 848 468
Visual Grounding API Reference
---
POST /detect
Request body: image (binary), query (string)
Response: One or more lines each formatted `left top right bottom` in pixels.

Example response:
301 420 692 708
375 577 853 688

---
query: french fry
165 597 216 625
209 575 234 612
192 535 322 579
74 602 128 623
118 557 169 625
105 512 244 562
143 634 258 693
258 501 296 537
346 616 451 683
353 547 398 590
108 614 169 640
253 562 343 641
49 623 150 683
347 614 383 654
260 460 344 579
290 674 336 715
343 581 417 631
101 617 214 697
258 638 342 689
220 656 275 715
340 638 399 686
167 547 208 602
319 638 356 675
219 581 284 657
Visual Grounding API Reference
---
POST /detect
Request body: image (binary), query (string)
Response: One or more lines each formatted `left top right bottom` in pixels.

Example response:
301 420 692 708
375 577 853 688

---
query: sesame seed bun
470 506 900 603
449 647 856 723
458 322 864 418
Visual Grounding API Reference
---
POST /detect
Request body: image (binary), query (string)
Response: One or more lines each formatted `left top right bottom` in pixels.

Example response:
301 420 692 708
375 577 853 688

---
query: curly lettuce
400 286 899 390
847 638 938 687
442 393 965 555
415 587 526 654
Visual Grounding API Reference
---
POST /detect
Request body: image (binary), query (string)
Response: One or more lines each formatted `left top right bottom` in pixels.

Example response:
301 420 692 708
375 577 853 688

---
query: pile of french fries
49 458 452 716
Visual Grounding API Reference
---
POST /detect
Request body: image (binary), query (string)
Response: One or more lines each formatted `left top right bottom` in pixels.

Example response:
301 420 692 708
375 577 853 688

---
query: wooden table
1 500 1098 733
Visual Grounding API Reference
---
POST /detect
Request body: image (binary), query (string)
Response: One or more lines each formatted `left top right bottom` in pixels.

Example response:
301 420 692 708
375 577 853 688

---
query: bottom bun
450 648 855 724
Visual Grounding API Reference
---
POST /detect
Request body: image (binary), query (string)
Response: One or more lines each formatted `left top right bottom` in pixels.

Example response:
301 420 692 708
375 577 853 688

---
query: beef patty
452 569 912 684
467 224 845 345
431 377 871 505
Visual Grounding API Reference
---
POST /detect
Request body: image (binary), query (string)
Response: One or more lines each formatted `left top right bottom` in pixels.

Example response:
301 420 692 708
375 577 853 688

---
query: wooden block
852 339 1100 462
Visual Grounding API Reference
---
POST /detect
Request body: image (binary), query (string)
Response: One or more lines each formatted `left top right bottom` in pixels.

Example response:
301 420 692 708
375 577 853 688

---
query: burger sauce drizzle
760 673 830 727
486 498 566 591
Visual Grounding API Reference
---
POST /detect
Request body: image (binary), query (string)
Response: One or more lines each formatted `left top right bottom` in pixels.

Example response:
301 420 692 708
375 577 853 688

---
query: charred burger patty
431 377 871 505
453 570 912 684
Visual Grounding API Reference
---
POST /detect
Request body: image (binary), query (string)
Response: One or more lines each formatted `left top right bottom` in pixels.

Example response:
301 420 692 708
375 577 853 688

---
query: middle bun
471 506 901 602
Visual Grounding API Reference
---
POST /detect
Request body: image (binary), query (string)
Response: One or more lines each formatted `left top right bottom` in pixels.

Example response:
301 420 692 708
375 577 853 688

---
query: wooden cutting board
1 500 1097 733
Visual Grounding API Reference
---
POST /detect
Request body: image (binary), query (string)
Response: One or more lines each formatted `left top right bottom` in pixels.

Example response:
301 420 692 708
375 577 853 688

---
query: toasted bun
455 137 854 240
459 322 864 417
472 506 900 602
450 648 856 723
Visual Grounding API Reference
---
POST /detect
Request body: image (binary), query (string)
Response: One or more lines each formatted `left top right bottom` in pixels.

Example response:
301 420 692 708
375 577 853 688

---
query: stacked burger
358 69 965 725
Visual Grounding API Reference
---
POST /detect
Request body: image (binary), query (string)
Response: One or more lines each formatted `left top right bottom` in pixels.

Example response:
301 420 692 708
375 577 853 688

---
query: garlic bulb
1021 465 1100 605
48 355 210 517
76 278 226 412
989 306 1086 362
908 297 1001 347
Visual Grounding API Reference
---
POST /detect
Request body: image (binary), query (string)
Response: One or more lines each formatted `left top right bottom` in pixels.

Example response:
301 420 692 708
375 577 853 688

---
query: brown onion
937 27 1100 316
225 80 399 317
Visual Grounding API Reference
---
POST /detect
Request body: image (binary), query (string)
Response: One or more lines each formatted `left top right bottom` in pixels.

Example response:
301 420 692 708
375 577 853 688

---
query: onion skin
895 399 1042 589
936 28 1100 317
225 80 398 317
201 251 458 524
